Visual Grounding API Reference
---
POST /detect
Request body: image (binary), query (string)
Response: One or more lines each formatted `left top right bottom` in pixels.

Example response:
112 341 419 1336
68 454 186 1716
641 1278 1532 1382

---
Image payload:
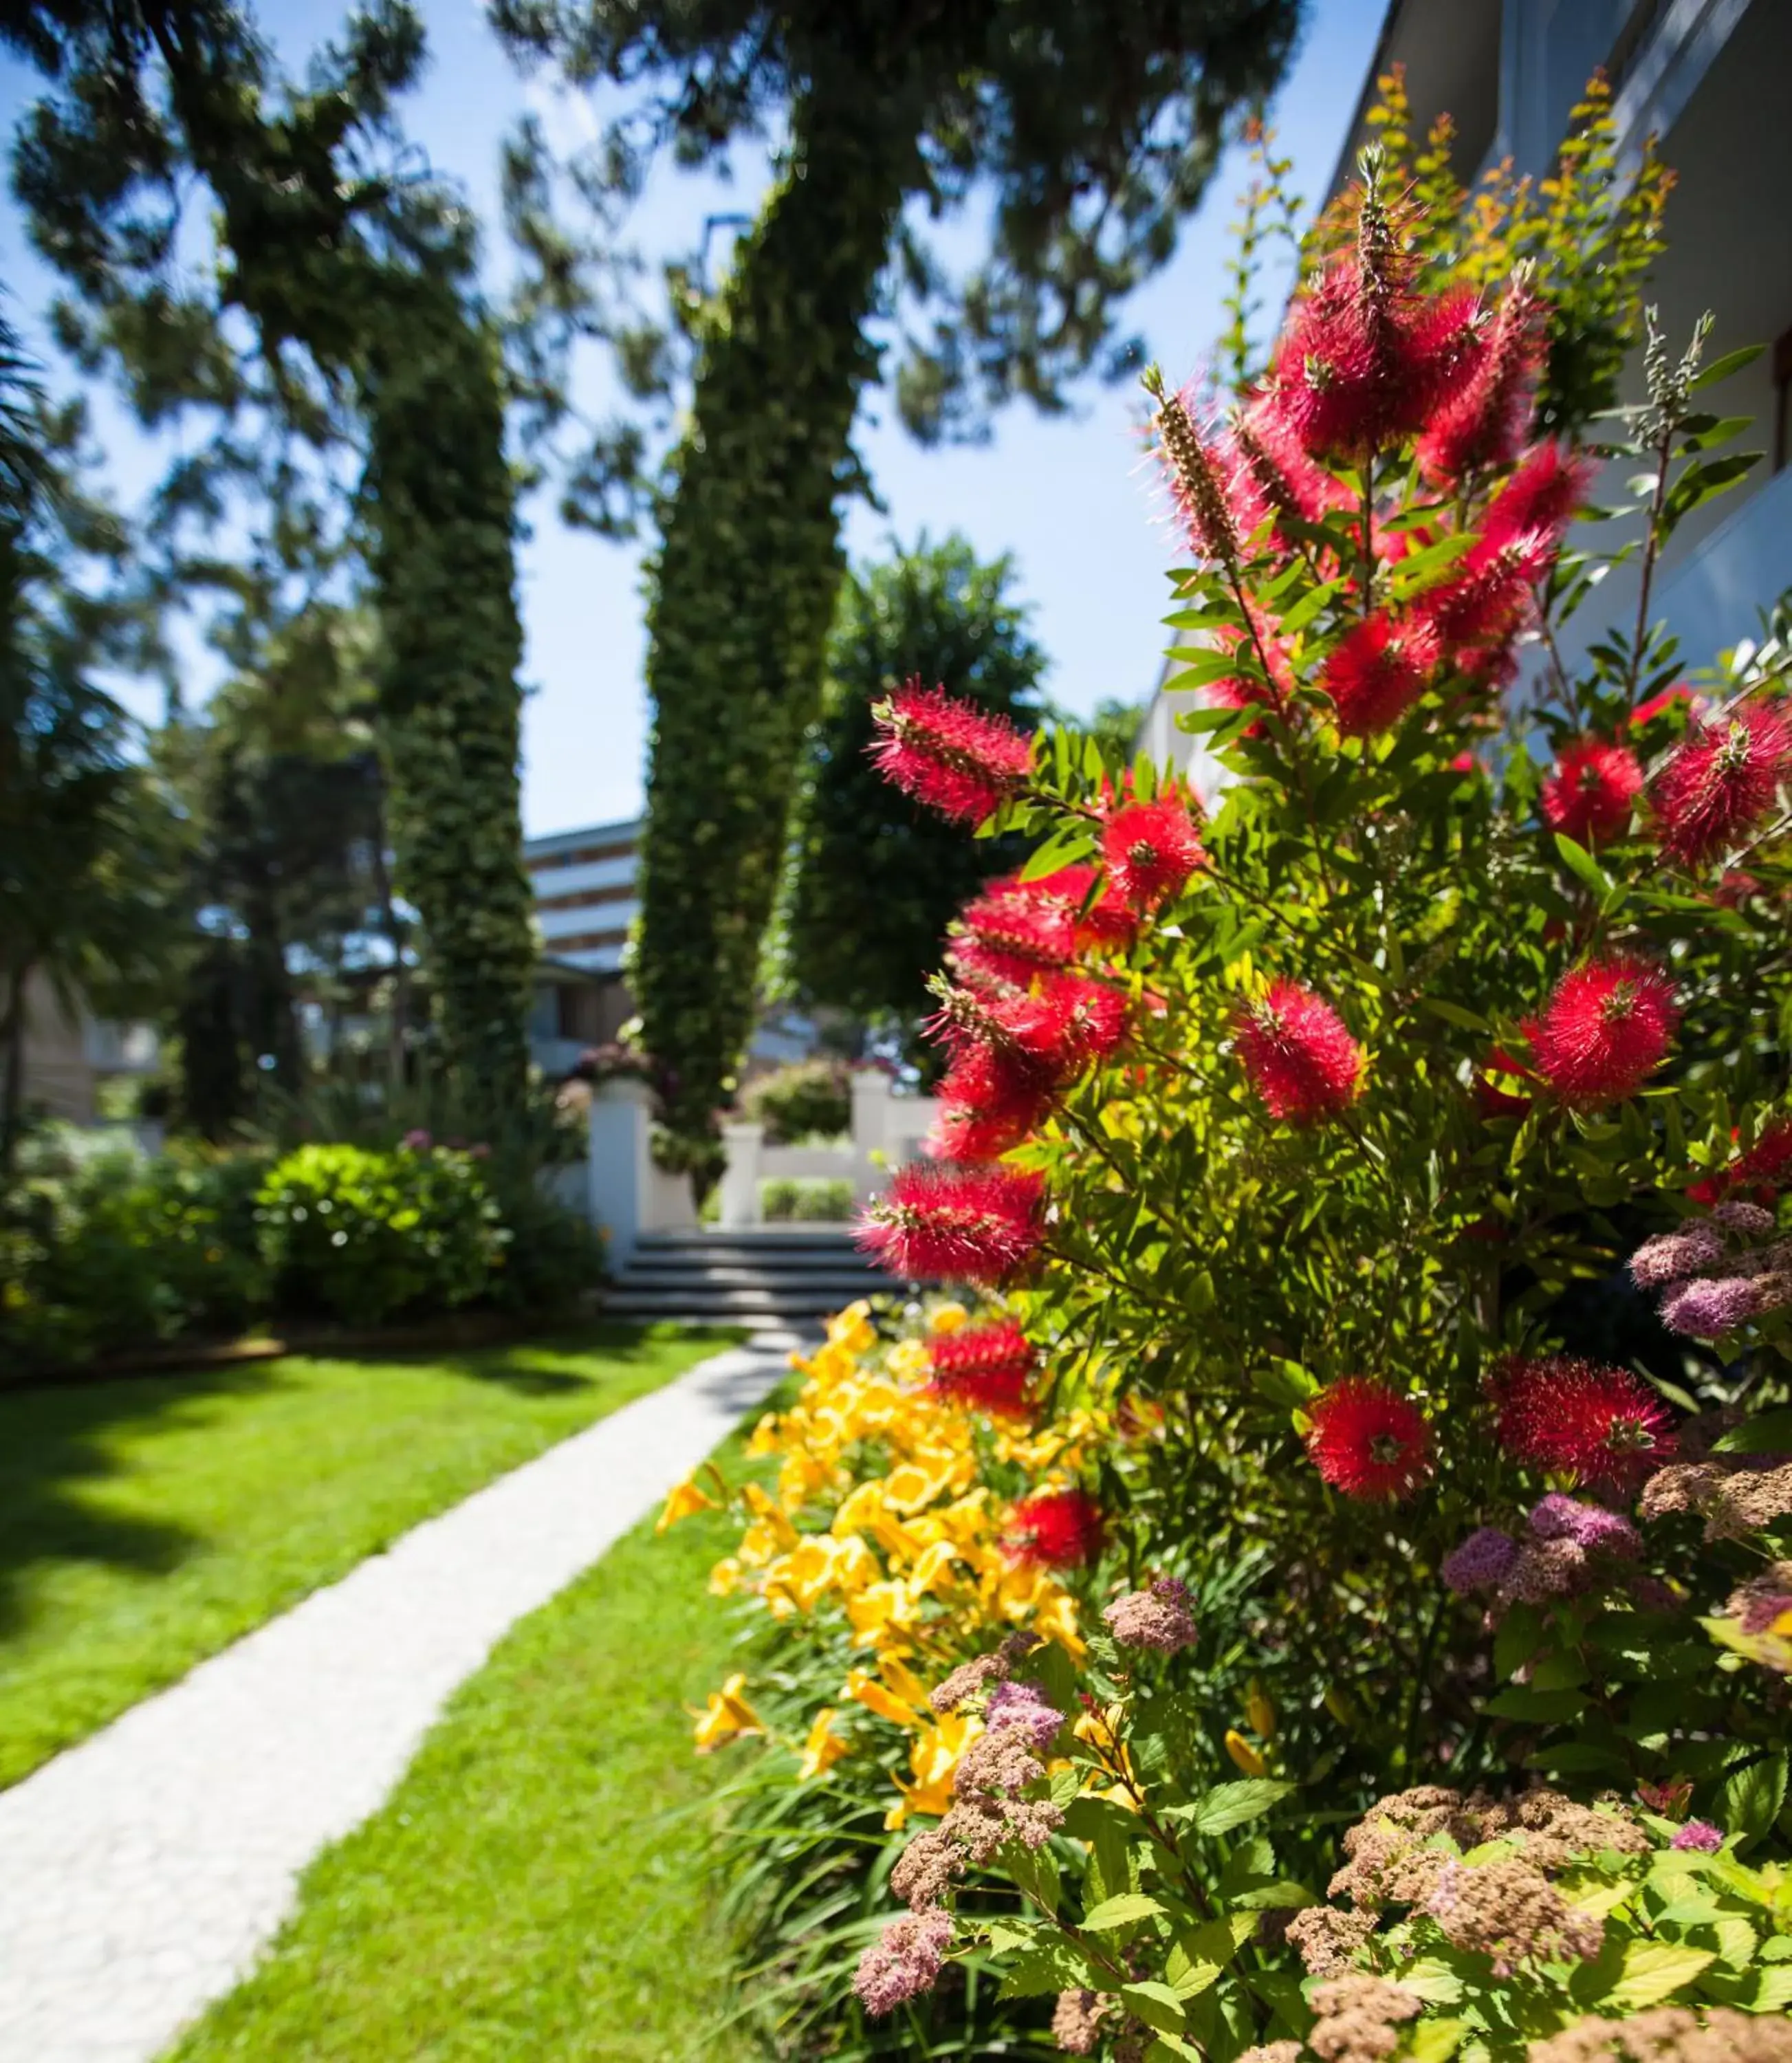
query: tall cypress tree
494 0 1304 1157
6 0 538 1126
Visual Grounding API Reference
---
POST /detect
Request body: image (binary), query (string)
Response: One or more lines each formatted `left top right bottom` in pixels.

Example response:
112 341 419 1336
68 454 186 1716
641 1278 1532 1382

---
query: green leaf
1606 1941 1716 2010
1190 1780 1294 1835
1119 1980 1188 2034
1144 2038 1205 2062
1721 1753 1789 1851
996 1938 1097 1998
1690 343 1766 389
1419 998 1492 1034
1712 1410 1792 1455
1253 1359 1318 1407
1408 2020 1467 2063
1081 1892 1166 1932
1553 832 1613 898
1019 830 1092 883
1396 1958 1465 2005
1483 1685 1588 1724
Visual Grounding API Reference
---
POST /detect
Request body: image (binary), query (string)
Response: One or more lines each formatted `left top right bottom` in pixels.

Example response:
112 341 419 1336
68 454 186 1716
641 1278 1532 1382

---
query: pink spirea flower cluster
852 1907 954 2016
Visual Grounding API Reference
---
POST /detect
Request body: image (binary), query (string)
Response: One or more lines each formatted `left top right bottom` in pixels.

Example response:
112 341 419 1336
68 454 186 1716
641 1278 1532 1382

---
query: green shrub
483 1178 608 1311
254 1142 506 1328
741 1060 851 1144
761 1177 854 1222
0 1137 273 1373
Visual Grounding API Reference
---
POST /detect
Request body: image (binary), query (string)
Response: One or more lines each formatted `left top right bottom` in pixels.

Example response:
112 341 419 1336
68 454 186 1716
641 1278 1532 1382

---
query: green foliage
761 1176 853 1223
785 535 1048 1038
1 1134 273 1371
252 1141 507 1329
741 1058 853 1144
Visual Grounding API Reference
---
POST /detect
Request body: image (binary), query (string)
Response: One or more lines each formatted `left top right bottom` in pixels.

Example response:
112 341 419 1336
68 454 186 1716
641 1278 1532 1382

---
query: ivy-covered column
635 98 916 1168
360 287 537 1126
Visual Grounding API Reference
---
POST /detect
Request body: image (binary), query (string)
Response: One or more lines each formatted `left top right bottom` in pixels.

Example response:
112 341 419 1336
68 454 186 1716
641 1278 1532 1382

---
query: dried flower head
1442 1525 1520 1595
1531 2006 1792 2063
1285 1906 1379 1976
1103 1577 1198 1652
857 1164 1045 1285
1654 703 1792 866
1423 1857 1604 1974
853 1908 954 2016
1306 1377 1433 1501
1527 954 1679 1107
1236 979 1366 1123
1051 1989 1111 2056
1308 1974 1423 2063
870 681 1033 825
1146 370 1243 565
1541 739 1644 846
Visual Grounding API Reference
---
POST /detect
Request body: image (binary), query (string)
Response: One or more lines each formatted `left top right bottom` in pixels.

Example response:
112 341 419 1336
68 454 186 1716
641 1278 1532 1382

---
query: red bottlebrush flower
952 877 1077 990
1029 862 1140 952
1148 375 1245 565
1267 245 1480 461
1412 533 1551 655
1652 704 1792 866
1478 441 1594 555
929 975 1127 1157
1526 954 1679 1108
1324 613 1441 736
868 681 1033 825
927 1321 1037 1417
856 1164 1045 1285
1304 1377 1433 1501
1540 738 1643 846
1235 980 1365 1124
1688 1114 1792 1205
1003 1487 1103 1568
1628 682 1701 732
934 1045 1056 1161
1417 274 1548 483
1487 1355 1676 1489
1228 395 1353 550
1712 868 1763 908
1102 796 1205 911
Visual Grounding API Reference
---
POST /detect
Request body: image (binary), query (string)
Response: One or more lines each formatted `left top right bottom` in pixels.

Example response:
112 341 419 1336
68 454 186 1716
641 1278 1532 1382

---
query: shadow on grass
0 1361 284 1643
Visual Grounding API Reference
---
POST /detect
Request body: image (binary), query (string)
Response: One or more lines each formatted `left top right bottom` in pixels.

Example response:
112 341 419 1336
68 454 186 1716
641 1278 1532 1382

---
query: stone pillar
587 1076 653 1273
849 1067 893 1205
719 1120 765 1230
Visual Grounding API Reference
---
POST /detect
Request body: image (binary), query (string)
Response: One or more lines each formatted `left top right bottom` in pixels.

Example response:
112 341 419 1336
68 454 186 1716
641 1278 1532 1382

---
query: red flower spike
926 1321 1038 1417
1652 704 1792 866
1025 862 1140 952
868 681 1033 825
855 1164 1045 1285
1305 1377 1433 1501
954 878 1077 988
1628 683 1701 732
1236 980 1365 1124
934 1045 1057 1161
1203 607 1299 735
1478 441 1594 556
1417 274 1548 483
1150 380 1245 565
1688 1114 1792 1205
1003 1488 1103 1568
1229 397 1353 550
1526 954 1679 1108
1540 739 1643 846
1102 796 1205 911
1487 1355 1676 1489
1411 533 1550 655
1324 613 1441 736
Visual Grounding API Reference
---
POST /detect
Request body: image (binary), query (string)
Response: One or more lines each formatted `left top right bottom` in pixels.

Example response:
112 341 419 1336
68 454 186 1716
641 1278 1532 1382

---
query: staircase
600 1227 889 1331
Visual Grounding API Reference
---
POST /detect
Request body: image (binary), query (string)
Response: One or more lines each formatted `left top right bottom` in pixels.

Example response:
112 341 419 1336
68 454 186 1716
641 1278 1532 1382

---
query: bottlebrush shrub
848 1630 1792 2056
849 146 1792 1959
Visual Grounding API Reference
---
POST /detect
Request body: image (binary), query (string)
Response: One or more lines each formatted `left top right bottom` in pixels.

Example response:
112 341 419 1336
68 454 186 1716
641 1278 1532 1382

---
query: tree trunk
635 98 917 1157
1 961 32 1175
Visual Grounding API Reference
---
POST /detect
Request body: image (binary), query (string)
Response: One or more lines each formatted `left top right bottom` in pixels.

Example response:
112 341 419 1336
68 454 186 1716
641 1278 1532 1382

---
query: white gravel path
0 1331 795 2063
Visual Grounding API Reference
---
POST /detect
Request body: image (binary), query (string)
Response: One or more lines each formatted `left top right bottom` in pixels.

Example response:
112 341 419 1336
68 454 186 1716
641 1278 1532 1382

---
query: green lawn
0 1324 737 1789
165 1417 767 2063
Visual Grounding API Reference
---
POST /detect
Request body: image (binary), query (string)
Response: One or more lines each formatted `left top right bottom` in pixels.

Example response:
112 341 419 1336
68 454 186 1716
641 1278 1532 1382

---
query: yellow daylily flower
797 1706 851 1781
877 1652 936 1712
886 1338 932 1384
907 1539 961 1597
708 1556 743 1597
928 1301 970 1335
656 1477 714 1532
886 1712 983 1828
843 1666 925 1729
1225 1729 1269 1777
691 1674 764 1751
845 1580 921 1648
745 1412 783 1458
1245 1681 1278 1740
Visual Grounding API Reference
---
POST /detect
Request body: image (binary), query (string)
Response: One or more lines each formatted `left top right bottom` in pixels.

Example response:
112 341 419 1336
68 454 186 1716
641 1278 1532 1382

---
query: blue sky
0 0 1386 838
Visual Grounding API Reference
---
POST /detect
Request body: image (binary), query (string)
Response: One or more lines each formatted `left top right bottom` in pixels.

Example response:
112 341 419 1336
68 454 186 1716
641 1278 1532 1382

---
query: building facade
1139 0 1792 776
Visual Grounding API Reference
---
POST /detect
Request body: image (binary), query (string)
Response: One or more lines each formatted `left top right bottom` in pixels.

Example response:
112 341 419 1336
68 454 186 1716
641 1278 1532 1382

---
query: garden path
0 1332 796 2063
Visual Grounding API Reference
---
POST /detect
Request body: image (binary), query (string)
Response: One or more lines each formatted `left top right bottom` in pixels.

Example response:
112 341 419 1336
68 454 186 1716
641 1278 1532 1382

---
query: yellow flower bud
1224 1729 1268 1778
